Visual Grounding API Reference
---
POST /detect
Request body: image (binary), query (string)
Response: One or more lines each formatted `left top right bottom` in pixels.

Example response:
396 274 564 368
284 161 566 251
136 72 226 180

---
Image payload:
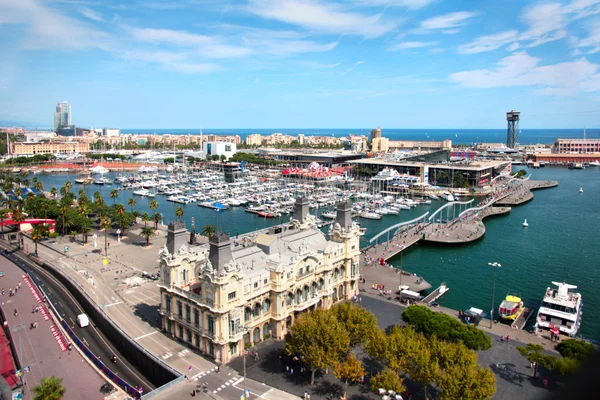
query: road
0 244 154 394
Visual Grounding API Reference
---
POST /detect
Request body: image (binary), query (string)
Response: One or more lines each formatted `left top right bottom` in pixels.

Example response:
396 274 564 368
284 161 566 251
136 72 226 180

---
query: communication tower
506 110 520 148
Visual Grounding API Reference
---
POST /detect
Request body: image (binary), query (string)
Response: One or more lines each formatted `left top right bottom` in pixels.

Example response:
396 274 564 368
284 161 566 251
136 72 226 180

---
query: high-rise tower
54 101 71 131
506 110 520 149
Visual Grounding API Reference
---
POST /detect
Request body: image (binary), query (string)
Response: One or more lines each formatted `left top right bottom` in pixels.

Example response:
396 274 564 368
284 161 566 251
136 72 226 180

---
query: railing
161 284 219 311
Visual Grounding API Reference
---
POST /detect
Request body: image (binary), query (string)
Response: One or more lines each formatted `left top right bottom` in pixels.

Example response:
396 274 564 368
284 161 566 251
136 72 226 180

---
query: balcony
160 283 221 312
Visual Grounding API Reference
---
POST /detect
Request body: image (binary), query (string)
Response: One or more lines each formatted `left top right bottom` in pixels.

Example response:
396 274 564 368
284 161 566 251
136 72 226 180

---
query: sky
1 0 600 129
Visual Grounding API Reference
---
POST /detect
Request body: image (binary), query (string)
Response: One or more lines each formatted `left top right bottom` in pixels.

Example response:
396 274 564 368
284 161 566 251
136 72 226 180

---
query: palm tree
140 226 156 247
34 180 43 193
50 187 57 199
100 216 111 257
0 208 7 234
79 217 92 244
127 197 136 213
201 224 216 238
109 189 119 205
64 181 72 193
59 203 70 236
175 206 184 222
94 195 105 216
141 212 150 227
12 209 25 248
149 200 159 229
32 375 66 400
78 189 86 200
153 212 161 230
114 204 126 233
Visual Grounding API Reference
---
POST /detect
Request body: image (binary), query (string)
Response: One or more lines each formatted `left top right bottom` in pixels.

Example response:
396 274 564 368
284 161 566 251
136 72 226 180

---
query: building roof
347 158 507 171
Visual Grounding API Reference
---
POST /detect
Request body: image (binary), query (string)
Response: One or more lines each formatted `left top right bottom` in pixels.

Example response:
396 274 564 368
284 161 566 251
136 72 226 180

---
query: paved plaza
0 255 106 400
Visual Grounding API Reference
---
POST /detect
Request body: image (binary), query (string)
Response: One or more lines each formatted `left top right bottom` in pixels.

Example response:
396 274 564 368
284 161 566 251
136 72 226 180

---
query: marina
21 165 600 341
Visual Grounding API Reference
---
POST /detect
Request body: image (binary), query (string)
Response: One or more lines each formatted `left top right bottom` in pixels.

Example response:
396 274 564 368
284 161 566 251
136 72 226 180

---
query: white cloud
450 51 600 95
78 7 103 22
246 0 397 38
242 36 338 56
390 41 437 50
303 61 341 69
419 11 476 31
0 0 109 50
573 18 600 53
167 62 221 74
353 0 435 9
458 31 519 54
129 27 252 58
354 60 365 66
506 42 521 51
458 0 600 55
121 50 220 73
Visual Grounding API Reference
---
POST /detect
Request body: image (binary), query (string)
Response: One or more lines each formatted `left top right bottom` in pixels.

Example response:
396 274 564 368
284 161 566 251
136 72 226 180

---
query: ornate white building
158 198 363 363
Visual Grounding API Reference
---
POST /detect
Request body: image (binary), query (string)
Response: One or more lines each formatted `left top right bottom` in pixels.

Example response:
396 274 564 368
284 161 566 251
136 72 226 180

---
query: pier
421 282 449 304
511 307 534 330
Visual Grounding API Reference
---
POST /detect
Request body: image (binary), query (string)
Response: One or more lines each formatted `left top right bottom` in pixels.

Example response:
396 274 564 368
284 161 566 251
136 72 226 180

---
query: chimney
167 221 187 254
209 232 233 273
336 200 352 229
293 197 310 223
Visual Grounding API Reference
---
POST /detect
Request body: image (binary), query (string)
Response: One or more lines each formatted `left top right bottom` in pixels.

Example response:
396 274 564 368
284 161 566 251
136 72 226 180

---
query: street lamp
242 326 251 400
13 324 27 393
116 229 121 243
488 262 501 329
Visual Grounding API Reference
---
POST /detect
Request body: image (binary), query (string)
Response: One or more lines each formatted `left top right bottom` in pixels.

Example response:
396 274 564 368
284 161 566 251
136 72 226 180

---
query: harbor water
34 166 600 339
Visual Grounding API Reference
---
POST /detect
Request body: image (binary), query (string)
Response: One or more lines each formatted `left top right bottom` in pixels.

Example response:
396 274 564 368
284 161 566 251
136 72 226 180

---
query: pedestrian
290 368 294 375
285 365 289 374
13 309 17 317
543 376 548 389
18 282 21 289
191 388 196 397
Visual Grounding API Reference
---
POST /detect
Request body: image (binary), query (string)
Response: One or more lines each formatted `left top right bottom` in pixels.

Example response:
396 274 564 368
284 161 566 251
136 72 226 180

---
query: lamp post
116 229 121 243
488 262 501 328
242 326 250 400
13 324 26 393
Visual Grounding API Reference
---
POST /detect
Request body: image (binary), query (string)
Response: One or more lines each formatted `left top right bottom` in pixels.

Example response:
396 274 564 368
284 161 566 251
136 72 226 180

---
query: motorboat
321 211 337 219
440 191 455 202
589 160 600 167
499 295 524 321
579 187 583 193
90 165 109 175
522 219 528 227
358 211 381 220
535 282 583 337
428 194 439 200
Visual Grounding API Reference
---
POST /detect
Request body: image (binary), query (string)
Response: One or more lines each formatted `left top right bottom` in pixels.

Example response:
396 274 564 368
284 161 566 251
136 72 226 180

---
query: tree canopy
285 308 350 384
402 305 491 350
330 302 378 347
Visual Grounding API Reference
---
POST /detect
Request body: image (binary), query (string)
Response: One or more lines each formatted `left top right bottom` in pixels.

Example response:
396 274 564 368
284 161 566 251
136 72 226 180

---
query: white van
77 314 89 328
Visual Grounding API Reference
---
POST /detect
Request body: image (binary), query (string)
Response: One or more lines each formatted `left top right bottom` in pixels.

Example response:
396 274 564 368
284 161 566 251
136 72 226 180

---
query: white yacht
90 165 109 175
535 282 583 337
589 160 600 167
441 191 455 202
358 211 382 220
321 211 337 219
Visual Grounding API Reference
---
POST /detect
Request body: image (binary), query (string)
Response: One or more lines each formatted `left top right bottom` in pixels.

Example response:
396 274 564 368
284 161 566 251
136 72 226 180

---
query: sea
120 128 600 145
34 165 600 340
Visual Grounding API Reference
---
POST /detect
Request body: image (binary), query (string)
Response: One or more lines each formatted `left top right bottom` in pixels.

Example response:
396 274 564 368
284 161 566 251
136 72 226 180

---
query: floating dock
511 307 534 330
421 282 449 304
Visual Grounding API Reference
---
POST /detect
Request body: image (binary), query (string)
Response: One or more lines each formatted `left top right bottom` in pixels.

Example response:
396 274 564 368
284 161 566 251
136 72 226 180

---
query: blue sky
1 0 600 129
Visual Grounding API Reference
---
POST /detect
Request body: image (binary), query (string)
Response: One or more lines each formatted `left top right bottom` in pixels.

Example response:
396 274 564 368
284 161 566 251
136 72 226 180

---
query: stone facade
158 198 363 363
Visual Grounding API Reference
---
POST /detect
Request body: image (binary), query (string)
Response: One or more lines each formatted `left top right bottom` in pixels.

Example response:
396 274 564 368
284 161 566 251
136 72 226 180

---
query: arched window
295 289 301 304
263 323 270 338
244 307 251 322
286 293 293 306
302 285 309 302
262 299 271 314
182 269 188 283
253 303 261 317
310 282 317 297
338 286 343 299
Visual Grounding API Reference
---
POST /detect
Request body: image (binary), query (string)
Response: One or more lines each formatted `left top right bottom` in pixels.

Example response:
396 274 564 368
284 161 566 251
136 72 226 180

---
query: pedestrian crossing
212 376 238 394
50 325 68 351
161 351 173 360
40 306 50 321
178 349 190 357
22 274 43 303
192 366 218 381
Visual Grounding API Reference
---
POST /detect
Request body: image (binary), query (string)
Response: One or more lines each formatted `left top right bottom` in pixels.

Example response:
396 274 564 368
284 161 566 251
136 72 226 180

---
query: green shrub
48 232 59 239
402 306 491 350
556 339 596 361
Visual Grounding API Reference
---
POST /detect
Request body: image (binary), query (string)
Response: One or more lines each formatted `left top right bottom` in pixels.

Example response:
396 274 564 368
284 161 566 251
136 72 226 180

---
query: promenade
18 228 298 400
0 255 106 400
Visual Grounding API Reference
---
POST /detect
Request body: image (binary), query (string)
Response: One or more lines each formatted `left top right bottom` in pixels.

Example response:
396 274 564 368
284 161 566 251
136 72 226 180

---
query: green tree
330 302 378 347
114 204 127 233
141 212 150 227
404 333 440 400
31 224 46 256
369 368 406 395
140 226 156 247
556 339 596 361
58 202 72 236
201 224 216 238
517 343 554 379
78 216 92 244
100 216 111 257
50 187 57 198
334 353 366 398
402 305 491 350
128 197 137 213
149 200 159 229
285 309 351 385
109 189 119 205
220 154 227 162
175 206 184 222
32 375 66 400
435 340 496 400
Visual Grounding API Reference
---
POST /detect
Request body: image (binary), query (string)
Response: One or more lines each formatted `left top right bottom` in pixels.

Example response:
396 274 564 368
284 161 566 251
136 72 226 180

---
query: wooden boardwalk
511 307 534 330
421 282 449 304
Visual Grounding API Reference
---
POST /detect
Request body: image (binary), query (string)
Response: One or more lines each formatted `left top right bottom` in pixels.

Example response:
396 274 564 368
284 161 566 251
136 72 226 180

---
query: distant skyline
1 0 600 129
